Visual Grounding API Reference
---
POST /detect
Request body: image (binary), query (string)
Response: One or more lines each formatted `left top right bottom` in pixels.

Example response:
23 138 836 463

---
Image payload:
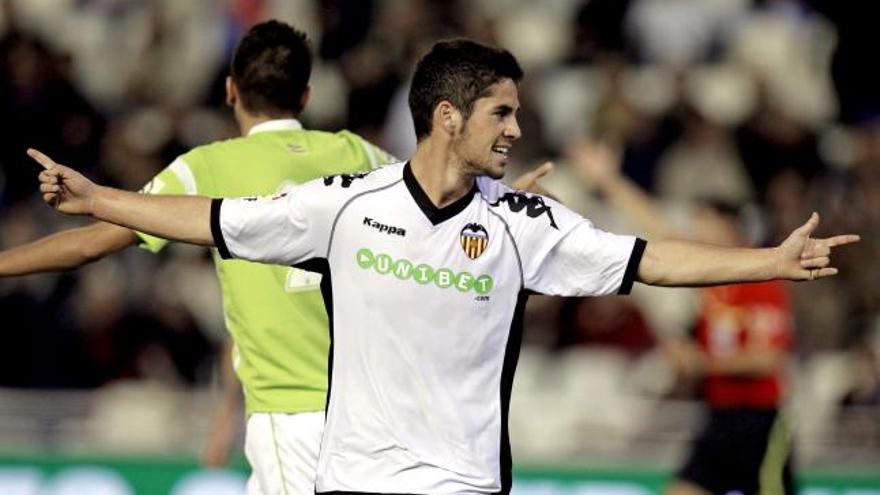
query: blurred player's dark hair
408 39 523 140
230 20 312 117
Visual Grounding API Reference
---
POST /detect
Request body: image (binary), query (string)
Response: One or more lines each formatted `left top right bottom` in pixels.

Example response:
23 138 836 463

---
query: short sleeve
211 179 336 266
512 194 645 296
136 157 199 253
526 221 646 296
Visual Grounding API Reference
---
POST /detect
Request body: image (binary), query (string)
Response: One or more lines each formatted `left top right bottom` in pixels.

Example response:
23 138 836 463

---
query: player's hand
510 161 554 196
775 212 860 281
565 138 621 190
28 148 97 216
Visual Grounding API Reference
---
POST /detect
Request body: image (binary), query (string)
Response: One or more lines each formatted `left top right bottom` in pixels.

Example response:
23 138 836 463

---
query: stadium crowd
0 0 878 466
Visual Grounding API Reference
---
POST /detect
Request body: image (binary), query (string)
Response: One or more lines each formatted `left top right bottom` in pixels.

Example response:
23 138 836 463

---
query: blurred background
0 0 878 493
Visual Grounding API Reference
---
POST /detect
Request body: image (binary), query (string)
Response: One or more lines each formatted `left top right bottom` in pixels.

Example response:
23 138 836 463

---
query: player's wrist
769 245 787 280
87 185 112 218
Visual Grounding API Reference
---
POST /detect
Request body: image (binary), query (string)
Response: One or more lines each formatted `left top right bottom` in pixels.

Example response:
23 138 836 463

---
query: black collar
403 162 477 226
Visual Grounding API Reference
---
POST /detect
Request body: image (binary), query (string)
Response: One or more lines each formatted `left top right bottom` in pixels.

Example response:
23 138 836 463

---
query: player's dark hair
409 39 523 140
230 20 312 116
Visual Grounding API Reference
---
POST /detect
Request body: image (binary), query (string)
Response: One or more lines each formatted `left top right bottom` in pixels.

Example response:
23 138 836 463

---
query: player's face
454 79 521 179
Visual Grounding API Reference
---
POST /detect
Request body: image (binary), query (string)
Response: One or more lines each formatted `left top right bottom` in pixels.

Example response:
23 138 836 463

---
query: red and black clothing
679 281 796 495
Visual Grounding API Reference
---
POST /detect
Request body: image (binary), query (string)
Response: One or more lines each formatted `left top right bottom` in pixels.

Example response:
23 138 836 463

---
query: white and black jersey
211 162 646 494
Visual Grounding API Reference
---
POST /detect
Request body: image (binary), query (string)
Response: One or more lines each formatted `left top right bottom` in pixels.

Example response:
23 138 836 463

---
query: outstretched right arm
0 222 136 276
30 148 214 247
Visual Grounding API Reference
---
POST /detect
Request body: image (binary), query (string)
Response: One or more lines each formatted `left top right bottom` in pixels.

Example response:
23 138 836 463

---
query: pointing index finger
821 234 861 248
523 161 554 182
27 148 57 170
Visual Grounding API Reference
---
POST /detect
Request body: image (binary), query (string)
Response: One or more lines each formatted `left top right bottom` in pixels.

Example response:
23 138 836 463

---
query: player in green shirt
0 21 393 495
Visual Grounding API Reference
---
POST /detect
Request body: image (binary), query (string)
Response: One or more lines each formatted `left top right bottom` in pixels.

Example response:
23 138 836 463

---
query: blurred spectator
734 81 826 203
837 337 880 451
816 121 880 349
731 0 837 127
556 296 656 357
0 203 81 388
590 62 684 191
568 0 635 63
655 102 753 204
317 0 375 60
0 31 104 206
340 35 401 144
625 0 747 65
67 261 215 387
841 339 880 407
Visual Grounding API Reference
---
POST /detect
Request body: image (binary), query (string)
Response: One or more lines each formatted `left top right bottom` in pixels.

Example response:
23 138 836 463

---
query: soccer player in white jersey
29 39 858 495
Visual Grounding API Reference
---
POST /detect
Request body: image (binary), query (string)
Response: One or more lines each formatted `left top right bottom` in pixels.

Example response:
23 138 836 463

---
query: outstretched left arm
29 148 214 246
638 212 859 286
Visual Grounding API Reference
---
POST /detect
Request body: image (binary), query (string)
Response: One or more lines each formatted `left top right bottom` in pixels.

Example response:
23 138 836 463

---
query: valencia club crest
460 223 489 260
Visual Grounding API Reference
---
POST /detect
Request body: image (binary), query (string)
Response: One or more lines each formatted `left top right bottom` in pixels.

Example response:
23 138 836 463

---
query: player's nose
504 117 521 141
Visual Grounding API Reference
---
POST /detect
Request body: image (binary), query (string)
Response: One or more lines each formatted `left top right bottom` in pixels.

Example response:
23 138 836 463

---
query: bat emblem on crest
460 223 489 260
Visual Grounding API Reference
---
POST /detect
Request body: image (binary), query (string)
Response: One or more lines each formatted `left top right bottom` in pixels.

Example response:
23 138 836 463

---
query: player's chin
484 167 505 180
483 159 506 179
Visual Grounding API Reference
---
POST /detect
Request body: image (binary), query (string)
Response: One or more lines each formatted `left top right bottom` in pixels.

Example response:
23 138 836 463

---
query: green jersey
136 119 393 415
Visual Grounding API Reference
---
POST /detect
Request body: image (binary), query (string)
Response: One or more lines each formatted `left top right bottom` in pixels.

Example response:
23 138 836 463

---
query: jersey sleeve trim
169 158 198 194
326 178 404 258
618 238 647 295
211 198 232 259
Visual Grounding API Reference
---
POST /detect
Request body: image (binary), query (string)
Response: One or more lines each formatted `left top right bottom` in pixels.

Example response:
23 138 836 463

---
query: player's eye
494 106 512 117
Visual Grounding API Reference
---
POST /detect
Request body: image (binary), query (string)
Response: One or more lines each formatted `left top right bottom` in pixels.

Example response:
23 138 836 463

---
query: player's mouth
492 145 511 159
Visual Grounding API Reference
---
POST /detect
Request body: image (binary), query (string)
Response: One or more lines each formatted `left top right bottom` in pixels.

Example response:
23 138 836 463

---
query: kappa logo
363 217 406 237
489 192 559 229
460 223 489 259
323 171 372 188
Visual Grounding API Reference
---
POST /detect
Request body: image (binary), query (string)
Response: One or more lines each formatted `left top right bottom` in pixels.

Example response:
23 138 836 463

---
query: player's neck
410 140 475 209
236 111 298 136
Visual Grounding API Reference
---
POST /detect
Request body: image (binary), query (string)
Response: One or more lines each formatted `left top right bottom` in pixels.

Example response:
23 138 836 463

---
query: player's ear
299 85 311 113
225 76 237 107
434 100 462 136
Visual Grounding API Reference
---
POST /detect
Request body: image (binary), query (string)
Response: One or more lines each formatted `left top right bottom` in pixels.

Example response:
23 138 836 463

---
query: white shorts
244 411 325 495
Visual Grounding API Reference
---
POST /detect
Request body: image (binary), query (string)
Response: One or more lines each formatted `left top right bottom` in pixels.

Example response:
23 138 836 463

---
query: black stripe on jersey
293 258 334 413
210 198 232 260
618 238 647 295
485 201 524 289
403 162 477 225
499 290 529 495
